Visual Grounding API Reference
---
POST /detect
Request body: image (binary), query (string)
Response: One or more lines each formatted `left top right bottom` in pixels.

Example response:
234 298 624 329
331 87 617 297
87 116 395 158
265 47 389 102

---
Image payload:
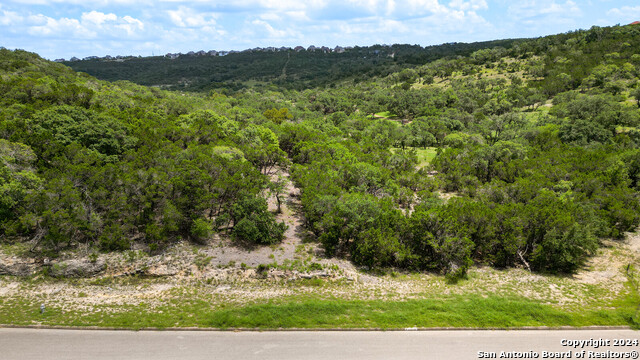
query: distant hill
64 39 523 92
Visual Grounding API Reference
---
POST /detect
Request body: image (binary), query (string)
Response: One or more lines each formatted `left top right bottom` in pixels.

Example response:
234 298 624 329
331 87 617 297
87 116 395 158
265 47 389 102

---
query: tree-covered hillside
2 23 640 277
0 49 288 256
64 39 522 91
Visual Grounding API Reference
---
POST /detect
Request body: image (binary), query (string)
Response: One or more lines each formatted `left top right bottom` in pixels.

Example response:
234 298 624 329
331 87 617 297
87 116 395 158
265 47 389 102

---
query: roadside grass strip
1 292 637 330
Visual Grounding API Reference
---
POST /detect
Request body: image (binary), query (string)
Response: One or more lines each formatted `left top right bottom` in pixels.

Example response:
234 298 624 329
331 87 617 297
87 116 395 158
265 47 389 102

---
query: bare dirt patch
575 234 640 287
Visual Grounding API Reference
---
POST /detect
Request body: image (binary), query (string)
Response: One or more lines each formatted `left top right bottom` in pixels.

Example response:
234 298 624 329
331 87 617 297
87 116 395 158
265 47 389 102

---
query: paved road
0 328 637 360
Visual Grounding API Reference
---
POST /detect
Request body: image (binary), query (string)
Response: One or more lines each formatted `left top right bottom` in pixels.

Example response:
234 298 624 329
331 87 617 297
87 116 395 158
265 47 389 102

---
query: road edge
0 324 633 331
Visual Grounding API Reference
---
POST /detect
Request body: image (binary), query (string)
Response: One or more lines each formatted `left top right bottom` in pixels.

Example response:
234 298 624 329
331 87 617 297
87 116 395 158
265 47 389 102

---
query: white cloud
607 6 640 23
217 0 496 49
7 0 144 5
167 6 218 28
26 13 48 25
340 19 412 34
259 12 281 21
286 11 311 21
386 0 396 15
0 9 24 25
406 0 449 15
257 0 309 11
8 11 146 40
0 0 569 60
81 10 117 25
5 0 51 4
251 19 296 38
508 0 582 20
505 0 583 34
28 16 91 38
449 0 487 11
116 15 144 35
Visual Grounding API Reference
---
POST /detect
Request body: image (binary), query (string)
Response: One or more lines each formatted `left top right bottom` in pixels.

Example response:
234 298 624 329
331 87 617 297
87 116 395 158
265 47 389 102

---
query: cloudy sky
0 0 639 60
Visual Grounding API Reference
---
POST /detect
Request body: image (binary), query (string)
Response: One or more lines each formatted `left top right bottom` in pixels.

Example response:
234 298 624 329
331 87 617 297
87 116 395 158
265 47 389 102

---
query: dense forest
2 24 640 278
64 39 522 91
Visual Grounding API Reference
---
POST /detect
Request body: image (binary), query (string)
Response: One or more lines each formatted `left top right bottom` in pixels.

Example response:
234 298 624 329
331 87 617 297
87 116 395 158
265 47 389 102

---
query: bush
190 218 213 243
530 224 597 273
98 224 130 251
352 228 407 268
233 212 287 245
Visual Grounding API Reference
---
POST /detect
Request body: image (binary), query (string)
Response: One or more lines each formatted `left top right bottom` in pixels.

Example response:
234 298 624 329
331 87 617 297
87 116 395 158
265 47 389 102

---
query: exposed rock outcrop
0 262 34 276
48 259 106 278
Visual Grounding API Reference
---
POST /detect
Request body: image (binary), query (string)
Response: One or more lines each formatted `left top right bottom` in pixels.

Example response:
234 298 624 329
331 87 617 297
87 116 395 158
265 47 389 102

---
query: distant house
294 46 305 52
631 21 640 25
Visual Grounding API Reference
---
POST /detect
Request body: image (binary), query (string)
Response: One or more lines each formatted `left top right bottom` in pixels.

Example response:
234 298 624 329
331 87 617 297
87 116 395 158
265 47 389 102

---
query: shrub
190 218 213 244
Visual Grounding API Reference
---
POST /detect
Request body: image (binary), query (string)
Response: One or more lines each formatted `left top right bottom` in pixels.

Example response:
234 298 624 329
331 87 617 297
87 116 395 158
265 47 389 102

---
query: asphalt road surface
0 328 638 360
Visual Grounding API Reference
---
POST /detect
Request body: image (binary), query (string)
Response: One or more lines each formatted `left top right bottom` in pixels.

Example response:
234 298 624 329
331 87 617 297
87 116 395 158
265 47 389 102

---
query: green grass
210 296 637 329
1 292 636 330
616 126 638 133
373 111 397 119
1 260 637 330
391 147 438 167
0 242 31 257
415 147 438 166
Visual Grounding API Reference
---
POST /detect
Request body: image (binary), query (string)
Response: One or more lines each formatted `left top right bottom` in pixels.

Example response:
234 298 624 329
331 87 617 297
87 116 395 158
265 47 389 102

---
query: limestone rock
49 259 106 278
0 262 33 276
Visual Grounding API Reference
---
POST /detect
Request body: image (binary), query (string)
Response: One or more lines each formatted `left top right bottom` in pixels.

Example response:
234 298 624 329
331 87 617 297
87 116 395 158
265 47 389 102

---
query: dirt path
182 168 317 270
279 52 291 80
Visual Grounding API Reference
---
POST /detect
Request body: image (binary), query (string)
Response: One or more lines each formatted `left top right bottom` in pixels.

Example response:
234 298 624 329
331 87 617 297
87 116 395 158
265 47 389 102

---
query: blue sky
0 0 639 60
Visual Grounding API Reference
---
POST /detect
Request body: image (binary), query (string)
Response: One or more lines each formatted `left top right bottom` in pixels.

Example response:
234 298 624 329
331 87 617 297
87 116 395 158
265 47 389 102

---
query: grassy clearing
391 147 438 167
414 147 438 167
617 126 638 133
373 111 397 119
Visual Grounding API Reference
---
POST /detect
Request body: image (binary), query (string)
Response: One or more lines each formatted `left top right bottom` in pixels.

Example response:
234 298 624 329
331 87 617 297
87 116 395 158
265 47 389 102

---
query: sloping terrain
2 24 640 329
63 40 522 91
0 225 638 328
